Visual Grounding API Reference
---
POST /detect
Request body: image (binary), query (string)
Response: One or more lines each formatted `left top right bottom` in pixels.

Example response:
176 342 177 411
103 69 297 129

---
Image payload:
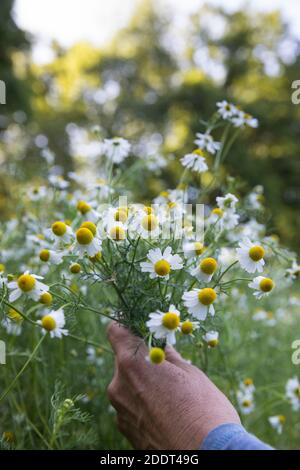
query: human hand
107 322 240 450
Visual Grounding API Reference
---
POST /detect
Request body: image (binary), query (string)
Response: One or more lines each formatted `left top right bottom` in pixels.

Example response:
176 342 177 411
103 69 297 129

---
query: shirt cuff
201 423 273 450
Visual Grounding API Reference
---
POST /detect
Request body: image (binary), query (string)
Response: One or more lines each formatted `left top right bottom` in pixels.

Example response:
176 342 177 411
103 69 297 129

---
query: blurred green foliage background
0 0 300 252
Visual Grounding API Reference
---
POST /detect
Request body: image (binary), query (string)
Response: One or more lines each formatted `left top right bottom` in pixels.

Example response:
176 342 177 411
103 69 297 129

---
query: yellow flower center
181 321 193 335
40 292 53 305
243 378 253 386
193 148 204 157
149 347 165 364
37 233 45 240
159 191 169 198
70 263 81 274
278 415 286 424
294 387 300 399
3 432 14 443
114 208 128 223
77 201 91 214
39 249 50 262
41 315 56 331
52 221 67 237
154 259 171 276
80 221 97 236
167 202 177 209
198 288 217 306
212 208 224 218
76 227 94 245
143 206 154 215
242 399 252 408
200 257 218 275
208 339 219 348
194 242 204 255
89 252 102 263
0 263 5 272
7 308 23 323
17 274 36 292
110 226 126 241
162 312 180 330
249 245 265 261
141 214 158 232
259 278 274 292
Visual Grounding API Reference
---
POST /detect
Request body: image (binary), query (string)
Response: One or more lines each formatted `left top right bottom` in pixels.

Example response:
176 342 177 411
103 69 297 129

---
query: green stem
0 335 46 404
67 333 112 354
213 261 238 287
2 299 40 327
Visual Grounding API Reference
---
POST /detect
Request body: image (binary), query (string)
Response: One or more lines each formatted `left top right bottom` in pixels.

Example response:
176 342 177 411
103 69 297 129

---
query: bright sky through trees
14 0 300 63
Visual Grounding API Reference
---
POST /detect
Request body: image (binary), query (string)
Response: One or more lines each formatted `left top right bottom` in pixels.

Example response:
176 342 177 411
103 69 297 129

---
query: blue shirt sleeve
201 423 273 450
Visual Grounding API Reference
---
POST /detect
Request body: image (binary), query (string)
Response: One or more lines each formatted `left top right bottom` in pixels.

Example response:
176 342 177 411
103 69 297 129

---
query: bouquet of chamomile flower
1 99 299 385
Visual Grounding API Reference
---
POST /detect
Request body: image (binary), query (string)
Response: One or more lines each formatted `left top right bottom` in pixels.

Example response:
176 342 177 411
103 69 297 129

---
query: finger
116 416 146 449
165 346 192 371
107 321 147 358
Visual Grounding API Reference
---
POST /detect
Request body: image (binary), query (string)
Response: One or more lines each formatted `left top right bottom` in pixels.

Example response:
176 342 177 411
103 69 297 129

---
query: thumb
165 346 192 371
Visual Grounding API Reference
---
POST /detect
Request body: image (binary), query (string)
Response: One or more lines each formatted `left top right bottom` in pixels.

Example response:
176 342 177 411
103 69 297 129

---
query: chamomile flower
107 222 127 241
248 191 263 210
232 110 258 128
28 186 47 201
207 207 239 230
77 201 100 223
218 247 237 267
216 100 237 119
8 271 49 302
101 137 131 164
74 227 102 257
252 309 276 327
47 221 73 244
48 174 70 189
39 291 53 305
2 308 23 336
140 247 183 279
203 330 219 347
194 132 221 154
180 319 200 336
286 260 300 280
39 249 65 265
240 378 255 395
191 257 218 283
88 177 112 200
180 149 208 173
216 193 238 212
148 347 165 365
137 212 160 238
146 305 180 345
182 287 217 320
237 391 255 415
0 272 7 289
285 377 300 411
236 239 265 273
104 206 129 229
268 415 286 434
154 190 170 205
39 309 68 339
183 241 205 258
160 200 185 222
248 276 275 299
69 262 81 274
